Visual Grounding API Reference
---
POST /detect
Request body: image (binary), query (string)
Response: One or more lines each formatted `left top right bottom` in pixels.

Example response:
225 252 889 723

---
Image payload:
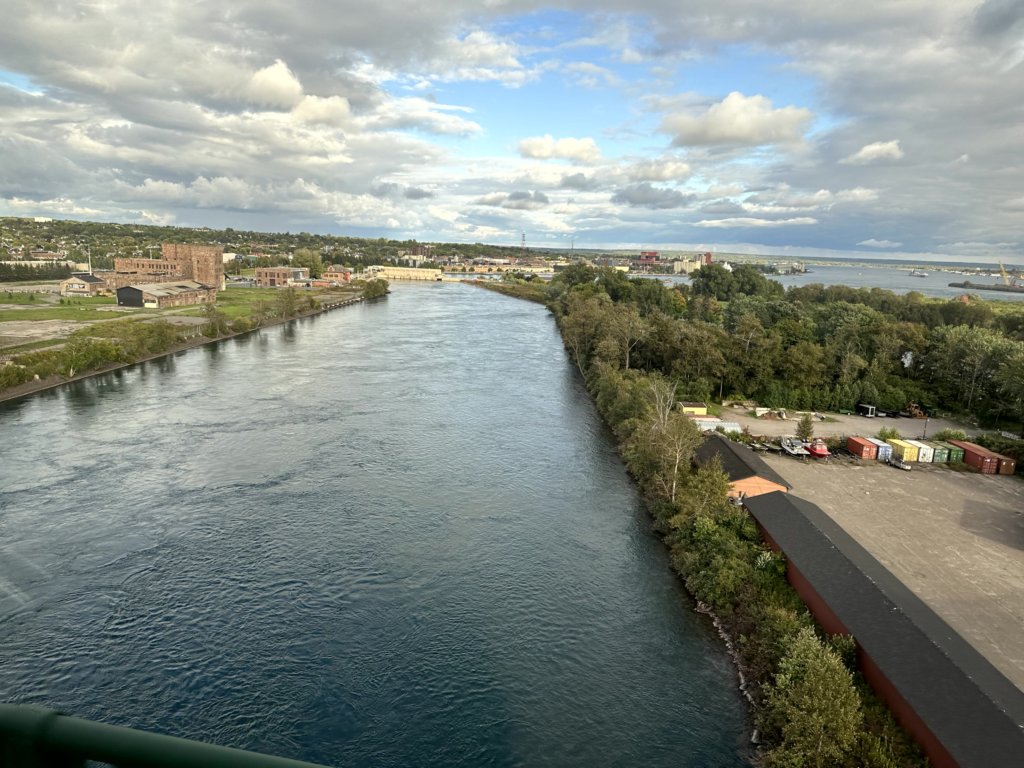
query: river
0 282 747 767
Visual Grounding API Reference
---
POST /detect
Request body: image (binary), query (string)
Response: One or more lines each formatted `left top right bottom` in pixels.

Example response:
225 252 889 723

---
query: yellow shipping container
886 439 919 462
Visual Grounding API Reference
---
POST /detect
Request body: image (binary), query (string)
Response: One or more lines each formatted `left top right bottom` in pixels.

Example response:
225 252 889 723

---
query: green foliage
796 413 815 441
759 627 864 768
361 278 389 299
931 428 967 441
876 426 901 441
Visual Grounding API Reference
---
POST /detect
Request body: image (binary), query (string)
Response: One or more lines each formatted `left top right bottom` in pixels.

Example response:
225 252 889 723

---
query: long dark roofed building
744 491 1024 768
693 432 791 499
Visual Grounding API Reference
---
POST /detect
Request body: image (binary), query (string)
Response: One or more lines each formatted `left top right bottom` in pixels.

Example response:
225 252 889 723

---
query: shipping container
905 439 934 463
846 436 877 459
866 437 893 461
934 441 964 463
922 441 949 463
995 454 1017 475
948 440 999 474
887 439 919 462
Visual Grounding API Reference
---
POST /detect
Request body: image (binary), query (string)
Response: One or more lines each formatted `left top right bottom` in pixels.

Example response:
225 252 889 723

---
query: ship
909 268 929 277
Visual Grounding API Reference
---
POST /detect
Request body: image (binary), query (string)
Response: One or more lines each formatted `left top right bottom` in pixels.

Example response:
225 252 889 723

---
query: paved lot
722 403 978 439
760 453 1024 692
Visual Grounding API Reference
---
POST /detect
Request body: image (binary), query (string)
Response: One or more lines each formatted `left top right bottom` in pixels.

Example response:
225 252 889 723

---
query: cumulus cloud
612 183 694 209
475 190 550 210
858 238 903 248
627 158 692 182
661 92 813 147
841 140 905 165
560 173 597 190
293 95 351 126
244 60 304 109
518 135 601 164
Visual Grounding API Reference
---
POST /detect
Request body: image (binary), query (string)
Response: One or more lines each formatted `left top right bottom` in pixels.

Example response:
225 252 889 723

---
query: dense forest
540 263 1024 432
486 265 1024 766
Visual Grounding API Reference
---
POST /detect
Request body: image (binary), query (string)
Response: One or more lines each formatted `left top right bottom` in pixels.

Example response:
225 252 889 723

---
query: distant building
693 432 791 499
28 249 64 261
116 281 217 309
365 265 442 281
322 265 352 284
59 273 106 297
255 267 309 287
105 242 225 293
679 402 708 416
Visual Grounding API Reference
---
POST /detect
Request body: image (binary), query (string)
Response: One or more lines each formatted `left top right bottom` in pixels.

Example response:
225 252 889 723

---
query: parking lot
760 453 1024 692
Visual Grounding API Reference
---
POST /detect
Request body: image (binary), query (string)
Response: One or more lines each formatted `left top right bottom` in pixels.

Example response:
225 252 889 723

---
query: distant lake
667 264 1024 302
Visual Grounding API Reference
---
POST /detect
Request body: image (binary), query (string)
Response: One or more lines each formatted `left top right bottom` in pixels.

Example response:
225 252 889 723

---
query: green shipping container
922 441 949 463
934 441 964 463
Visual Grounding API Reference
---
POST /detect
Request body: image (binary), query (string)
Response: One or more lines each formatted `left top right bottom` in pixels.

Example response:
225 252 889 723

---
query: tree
607 303 648 370
689 263 736 300
995 345 1024 436
276 286 300 317
362 278 389 299
796 412 814 442
202 301 230 337
292 247 323 278
759 627 863 768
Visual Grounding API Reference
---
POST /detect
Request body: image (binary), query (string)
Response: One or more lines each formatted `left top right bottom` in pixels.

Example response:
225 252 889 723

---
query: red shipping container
847 436 877 459
949 440 999 474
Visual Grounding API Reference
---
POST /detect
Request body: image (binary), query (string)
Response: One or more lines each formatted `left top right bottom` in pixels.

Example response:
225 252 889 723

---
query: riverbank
0 292 373 404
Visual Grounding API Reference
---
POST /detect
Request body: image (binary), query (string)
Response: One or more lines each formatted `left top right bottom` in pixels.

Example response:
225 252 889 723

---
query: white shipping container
905 439 934 463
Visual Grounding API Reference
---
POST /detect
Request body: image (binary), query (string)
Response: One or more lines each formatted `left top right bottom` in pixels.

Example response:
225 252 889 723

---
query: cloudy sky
1 1 1022 262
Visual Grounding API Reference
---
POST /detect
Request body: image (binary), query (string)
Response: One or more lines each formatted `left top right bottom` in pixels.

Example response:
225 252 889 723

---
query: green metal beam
0 704 332 768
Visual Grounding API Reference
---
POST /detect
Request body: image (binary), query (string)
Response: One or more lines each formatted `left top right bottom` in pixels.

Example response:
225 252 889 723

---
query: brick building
111 243 225 292
255 267 309 287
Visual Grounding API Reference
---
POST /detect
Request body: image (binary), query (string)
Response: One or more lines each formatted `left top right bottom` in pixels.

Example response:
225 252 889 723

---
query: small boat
763 442 783 453
909 269 929 277
781 438 810 457
805 438 831 460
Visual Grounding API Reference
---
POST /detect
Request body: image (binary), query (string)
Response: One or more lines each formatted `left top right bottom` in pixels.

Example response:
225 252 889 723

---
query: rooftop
744 490 1024 767
694 432 792 489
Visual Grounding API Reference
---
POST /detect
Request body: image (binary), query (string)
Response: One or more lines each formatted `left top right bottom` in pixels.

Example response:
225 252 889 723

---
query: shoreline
0 294 370 406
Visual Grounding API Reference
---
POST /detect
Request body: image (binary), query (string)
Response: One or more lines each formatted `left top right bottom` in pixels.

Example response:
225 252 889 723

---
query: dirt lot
761 452 1024 691
722 403 979 439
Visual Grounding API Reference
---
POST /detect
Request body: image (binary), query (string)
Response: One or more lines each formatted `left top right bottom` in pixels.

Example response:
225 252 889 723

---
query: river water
0 283 747 767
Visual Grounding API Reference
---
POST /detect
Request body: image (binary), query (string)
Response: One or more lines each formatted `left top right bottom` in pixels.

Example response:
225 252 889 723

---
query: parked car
887 457 912 471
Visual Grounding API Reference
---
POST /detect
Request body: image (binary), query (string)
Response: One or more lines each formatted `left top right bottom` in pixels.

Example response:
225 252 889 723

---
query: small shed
679 402 708 416
60 273 106 296
693 432 791 499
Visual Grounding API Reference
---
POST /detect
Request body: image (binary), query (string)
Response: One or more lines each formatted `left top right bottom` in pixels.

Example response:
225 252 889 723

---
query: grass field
0 307 136 322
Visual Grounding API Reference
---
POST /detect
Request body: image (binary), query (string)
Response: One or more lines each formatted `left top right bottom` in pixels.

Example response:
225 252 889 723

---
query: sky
1 1 1022 263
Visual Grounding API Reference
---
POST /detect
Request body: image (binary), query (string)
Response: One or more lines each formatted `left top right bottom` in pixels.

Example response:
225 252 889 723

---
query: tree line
541 264 1024 432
